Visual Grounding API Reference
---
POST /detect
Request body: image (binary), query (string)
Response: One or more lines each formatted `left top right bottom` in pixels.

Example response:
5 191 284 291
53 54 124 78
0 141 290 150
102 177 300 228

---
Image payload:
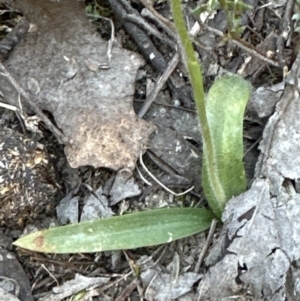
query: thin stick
138 0 176 31
0 62 67 144
194 219 218 273
139 149 194 196
124 13 174 48
141 7 177 41
136 165 152 186
0 101 18 111
202 24 280 68
138 52 180 118
41 264 59 287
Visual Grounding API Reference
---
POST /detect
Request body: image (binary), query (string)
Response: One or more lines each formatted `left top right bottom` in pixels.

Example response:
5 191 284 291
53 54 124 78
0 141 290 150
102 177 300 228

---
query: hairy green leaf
13 208 215 253
202 75 250 217
171 0 227 218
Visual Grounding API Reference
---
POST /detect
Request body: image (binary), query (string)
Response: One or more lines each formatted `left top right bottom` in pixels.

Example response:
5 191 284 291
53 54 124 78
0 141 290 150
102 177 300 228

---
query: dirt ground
0 0 297 300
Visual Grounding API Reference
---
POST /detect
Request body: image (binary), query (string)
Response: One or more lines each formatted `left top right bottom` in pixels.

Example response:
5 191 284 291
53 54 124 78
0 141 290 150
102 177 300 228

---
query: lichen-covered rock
0 127 56 228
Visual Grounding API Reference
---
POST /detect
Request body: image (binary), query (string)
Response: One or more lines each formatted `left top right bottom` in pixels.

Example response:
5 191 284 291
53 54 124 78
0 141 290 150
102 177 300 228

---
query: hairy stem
171 0 226 217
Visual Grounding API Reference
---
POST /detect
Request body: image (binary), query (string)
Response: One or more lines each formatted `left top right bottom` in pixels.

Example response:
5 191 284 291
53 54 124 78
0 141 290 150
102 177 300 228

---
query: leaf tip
13 232 51 252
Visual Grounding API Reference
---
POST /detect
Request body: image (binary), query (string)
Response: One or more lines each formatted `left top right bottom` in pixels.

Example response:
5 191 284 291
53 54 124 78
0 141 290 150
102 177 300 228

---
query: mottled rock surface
0 0 154 170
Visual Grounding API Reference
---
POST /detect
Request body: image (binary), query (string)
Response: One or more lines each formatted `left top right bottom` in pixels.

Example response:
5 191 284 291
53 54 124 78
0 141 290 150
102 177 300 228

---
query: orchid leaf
171 0 250 218
202 75 250 217
14 208 215 253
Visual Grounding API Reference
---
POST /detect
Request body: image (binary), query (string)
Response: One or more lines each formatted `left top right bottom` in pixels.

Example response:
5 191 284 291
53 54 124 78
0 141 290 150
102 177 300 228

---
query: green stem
171 0 226 216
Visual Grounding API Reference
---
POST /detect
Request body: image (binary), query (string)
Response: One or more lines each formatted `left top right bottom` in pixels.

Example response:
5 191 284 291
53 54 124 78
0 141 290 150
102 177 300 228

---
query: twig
0 62 68 144
144 273 158 298
115 245 166 301
123 251 144 300
243 137 261 158
107 0 193 108
139 149 194 196
137 9 210 118
0 101 18 111
123 13 175 48
138 0 176 31
81 245 166 300
146 149 178 175
136 165 152 186
282 0 295 41
141 7 177 41
115 278 139 301
41 264 59 287
194 219 218 273
202 24 280 68
191 7 281 68
119 0 175 46
80 271 134 300
138 52 180 118
135 99 197 113
87 15 115 68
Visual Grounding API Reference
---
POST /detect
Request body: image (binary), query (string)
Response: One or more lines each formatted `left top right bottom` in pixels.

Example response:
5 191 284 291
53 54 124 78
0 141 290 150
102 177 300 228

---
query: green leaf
171 0 250 218
222 0 252 14
13 208 215 253
171 0 228 217
202 74 250 217
191 4 210 17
